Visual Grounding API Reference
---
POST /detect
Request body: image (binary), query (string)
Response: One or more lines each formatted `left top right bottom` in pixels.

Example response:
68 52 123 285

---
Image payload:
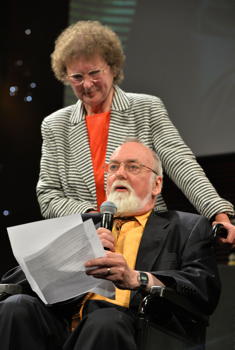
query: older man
0 141 220 350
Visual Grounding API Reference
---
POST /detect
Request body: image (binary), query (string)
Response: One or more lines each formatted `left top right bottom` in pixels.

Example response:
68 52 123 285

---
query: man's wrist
131 271 165 291
130 271 149 291
137 271 149 292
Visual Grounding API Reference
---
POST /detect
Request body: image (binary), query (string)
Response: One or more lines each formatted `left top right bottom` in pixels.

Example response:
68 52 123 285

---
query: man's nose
115 163 127 178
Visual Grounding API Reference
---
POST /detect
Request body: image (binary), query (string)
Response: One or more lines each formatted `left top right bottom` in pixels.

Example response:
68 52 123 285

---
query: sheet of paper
7 214 115 304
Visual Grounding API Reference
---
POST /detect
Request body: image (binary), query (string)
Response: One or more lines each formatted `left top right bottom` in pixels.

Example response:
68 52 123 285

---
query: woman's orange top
86 111 110 210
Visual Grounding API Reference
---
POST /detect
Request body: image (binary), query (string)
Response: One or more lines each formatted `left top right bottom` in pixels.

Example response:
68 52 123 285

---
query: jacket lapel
106 86 131 162
68 101 96 200
135 211 171 271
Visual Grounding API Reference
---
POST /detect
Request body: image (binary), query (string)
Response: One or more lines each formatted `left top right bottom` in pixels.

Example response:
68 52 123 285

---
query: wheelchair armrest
137 286 208 349
138 286 208 326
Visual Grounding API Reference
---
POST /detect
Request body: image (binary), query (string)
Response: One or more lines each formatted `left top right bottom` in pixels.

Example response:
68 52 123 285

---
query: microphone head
100 201 117 215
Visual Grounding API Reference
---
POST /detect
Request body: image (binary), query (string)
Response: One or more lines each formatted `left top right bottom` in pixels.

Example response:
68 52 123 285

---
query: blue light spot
9 86 18 96
10 86 18 93
3 210 10 216
30 82 37 88
24 95 33 102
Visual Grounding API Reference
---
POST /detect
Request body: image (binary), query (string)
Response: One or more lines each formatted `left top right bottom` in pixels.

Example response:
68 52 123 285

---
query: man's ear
152 176 163 196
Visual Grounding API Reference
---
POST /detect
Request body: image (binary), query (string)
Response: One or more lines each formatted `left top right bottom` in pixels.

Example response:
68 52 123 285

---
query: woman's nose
82 76 94 89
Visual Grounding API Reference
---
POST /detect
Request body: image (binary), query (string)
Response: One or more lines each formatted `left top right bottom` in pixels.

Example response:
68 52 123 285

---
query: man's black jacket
1 210 220 318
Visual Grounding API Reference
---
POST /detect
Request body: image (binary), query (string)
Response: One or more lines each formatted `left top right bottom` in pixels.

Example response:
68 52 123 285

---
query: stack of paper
7 214 115 304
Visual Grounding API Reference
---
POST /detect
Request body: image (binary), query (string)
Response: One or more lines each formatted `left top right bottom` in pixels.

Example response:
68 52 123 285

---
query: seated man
0 140 220 350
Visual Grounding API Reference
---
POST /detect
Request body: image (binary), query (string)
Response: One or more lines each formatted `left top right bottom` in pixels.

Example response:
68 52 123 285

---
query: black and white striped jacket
37 85 234 219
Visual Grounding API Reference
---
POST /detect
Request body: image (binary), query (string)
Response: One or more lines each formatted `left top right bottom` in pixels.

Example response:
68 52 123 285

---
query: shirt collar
134 210 152 227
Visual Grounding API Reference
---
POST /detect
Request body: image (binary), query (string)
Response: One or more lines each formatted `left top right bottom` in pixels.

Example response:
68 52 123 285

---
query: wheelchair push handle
212 223 228 240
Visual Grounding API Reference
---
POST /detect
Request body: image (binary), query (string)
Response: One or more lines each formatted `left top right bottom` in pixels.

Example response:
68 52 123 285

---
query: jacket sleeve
149 97 234 219
37 118 96 218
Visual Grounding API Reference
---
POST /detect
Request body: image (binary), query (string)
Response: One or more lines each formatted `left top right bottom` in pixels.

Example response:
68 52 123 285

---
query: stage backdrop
65 0 235 156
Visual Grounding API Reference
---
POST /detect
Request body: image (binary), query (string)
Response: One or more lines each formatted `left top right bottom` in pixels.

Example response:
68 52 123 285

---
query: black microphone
100 201 117 230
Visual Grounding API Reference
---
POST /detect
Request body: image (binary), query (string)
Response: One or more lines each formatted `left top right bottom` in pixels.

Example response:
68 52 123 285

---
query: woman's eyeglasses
67 68 106 86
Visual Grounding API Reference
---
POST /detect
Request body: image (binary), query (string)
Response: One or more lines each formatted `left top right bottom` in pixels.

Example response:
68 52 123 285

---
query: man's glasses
67 68 106 86
104 161 158 176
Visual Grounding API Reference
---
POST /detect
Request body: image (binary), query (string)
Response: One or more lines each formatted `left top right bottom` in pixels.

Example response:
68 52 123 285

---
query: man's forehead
110 142 151 162
110 158 138 163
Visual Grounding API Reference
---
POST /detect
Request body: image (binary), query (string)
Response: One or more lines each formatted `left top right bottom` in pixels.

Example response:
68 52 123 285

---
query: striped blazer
37 85 234 219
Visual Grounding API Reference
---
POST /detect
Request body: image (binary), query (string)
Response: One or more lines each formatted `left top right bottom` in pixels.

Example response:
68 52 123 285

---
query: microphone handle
101 212 114 231
101 213 114 251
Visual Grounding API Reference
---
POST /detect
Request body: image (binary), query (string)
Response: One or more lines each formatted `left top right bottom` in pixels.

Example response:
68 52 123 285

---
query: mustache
110 180 134 193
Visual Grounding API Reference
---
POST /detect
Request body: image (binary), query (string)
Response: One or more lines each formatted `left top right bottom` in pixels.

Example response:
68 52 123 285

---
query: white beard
107 181 152 216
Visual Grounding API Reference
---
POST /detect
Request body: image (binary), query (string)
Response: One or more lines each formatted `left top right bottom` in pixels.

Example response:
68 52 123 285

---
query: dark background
0 1 69 274
0 0 234 277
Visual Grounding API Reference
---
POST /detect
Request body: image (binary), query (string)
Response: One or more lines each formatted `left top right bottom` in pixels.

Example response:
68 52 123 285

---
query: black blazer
132 210 220 315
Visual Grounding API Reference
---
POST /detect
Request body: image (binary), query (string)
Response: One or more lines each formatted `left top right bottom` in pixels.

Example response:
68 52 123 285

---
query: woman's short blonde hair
51 20 125 85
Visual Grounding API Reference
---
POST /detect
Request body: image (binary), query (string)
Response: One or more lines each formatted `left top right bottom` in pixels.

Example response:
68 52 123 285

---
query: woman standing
36 20 235 243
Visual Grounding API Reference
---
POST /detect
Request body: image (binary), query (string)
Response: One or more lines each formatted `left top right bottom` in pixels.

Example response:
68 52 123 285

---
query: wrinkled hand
85 251 139 290
96 227 115 252
213 221 235 247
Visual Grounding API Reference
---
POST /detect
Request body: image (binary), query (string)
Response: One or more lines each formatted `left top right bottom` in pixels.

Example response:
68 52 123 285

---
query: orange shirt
86 112 110 210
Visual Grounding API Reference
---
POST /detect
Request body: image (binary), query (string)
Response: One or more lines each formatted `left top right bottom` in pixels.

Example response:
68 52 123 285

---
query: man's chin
111 191 129 200
107 192 142 216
